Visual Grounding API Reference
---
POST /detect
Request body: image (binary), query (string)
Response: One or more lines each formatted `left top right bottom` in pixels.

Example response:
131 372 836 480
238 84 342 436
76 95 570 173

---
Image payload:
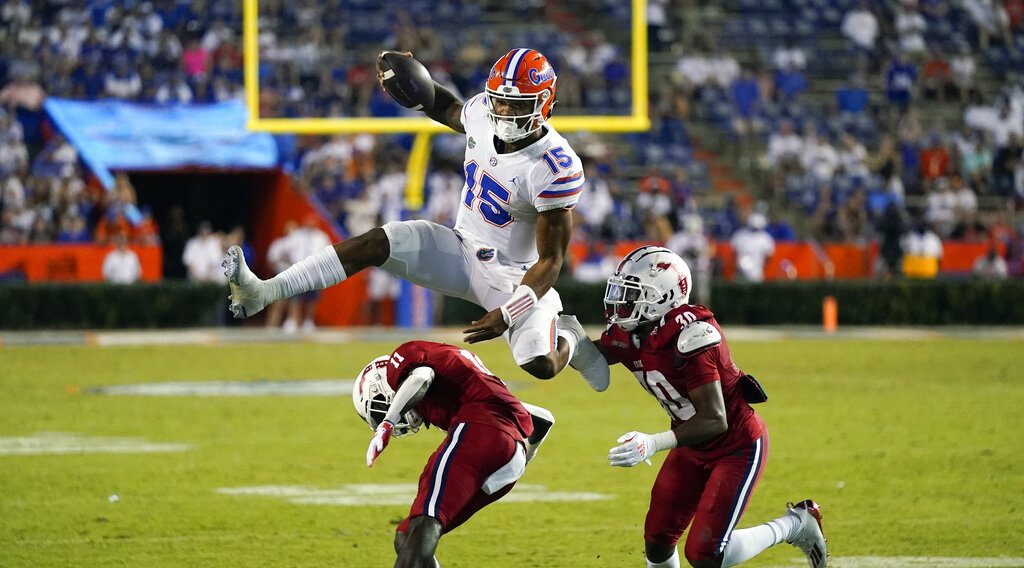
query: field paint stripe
0 433 191 456
215 483 613 508
761 558 1024 568
89 379 354 397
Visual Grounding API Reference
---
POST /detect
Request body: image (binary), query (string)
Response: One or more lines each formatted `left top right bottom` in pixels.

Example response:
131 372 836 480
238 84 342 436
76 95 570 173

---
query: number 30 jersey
598 304 767 460
455 93 585 268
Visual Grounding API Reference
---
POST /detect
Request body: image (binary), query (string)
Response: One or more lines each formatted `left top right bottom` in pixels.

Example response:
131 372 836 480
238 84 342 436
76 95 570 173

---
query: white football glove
608 431 656 467
366 421 395 468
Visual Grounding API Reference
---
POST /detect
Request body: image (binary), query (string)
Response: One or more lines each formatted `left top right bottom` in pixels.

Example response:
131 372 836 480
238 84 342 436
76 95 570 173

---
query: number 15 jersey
455 93 585 268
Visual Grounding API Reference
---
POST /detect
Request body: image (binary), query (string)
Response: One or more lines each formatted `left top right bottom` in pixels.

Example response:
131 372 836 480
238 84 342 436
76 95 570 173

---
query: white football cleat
787 499 828 568
558 314 610 392
222 245 270 319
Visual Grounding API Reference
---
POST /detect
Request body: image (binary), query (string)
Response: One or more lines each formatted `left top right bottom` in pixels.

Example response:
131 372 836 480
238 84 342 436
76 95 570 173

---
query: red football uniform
600 305 769 561
384 341 534 534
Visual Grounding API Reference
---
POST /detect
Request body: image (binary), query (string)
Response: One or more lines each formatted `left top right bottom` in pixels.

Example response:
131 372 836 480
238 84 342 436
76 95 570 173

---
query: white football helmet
352 355 423 437
604 246 692 331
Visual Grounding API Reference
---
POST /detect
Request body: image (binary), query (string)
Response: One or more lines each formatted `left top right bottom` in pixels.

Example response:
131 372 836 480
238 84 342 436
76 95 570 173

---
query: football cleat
558 315 610 392
223 245 270 319
520 402 555 464
786 499 828 568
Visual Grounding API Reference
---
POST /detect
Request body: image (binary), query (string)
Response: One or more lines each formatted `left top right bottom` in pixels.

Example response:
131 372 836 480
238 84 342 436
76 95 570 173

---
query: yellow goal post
242 0 649 208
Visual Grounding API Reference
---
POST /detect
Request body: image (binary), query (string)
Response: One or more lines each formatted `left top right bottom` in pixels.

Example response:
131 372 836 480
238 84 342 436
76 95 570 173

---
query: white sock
646 549 679 568
720 512 800 567
267 245 346 301
556 326 578 361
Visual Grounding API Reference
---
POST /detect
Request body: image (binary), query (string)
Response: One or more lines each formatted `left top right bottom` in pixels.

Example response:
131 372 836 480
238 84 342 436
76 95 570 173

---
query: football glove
608 431 656 467
366 420 395 468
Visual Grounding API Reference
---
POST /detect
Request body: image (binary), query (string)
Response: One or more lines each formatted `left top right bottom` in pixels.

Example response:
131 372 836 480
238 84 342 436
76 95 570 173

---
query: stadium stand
1 0 1022 285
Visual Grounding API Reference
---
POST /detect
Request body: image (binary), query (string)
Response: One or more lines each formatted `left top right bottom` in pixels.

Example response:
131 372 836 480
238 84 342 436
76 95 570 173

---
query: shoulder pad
675 321 721 356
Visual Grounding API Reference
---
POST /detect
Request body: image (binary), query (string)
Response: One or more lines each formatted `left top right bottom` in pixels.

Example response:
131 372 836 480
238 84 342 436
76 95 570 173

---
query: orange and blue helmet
485 48 557 142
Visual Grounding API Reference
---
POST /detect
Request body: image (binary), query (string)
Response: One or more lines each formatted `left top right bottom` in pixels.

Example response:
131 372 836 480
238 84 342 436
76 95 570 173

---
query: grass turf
1 337 1022 566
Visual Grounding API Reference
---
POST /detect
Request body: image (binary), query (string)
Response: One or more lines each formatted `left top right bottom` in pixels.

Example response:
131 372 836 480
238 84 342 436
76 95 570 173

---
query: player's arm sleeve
426 82 465 134
531 151 585 213
382 366 434 426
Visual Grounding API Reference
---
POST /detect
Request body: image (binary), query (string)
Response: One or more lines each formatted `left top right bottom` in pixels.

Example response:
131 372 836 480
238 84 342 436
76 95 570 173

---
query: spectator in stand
181 38 210 79
772 38 806 72
922 47 953 102
766 120 803 172
801 126 840 182
886 53 918 113
963 0 1013 49
766 210 798 242
667 213 713 305
94 208 132 244
572 238 616 285
962 132 994 193
731 212 775 282
836 74 870 115
842 1 880 67
284 215 331 334
837 188 871 243
950 44 978 104
102 234 141 284
919 133 951 181
182 221 225 283
731 68 762 157
901 219 944 278
103 60 142 100
838 132 870 178
895 0 928 55
876 202 907 279
926 177 958 237
573 163 615 238
636 167 673 239
774 58 807 100
264 220 298 329
155 73 194 105
972 246 1009 279
56 213 90 243
132 207 161 246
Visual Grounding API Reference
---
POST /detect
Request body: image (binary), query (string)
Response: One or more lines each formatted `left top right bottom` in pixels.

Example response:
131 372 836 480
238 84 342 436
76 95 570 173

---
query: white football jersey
455 93 585 267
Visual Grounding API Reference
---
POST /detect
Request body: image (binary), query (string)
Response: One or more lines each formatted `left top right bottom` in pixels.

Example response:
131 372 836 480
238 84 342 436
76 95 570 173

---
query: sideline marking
217 483 612 506
87 379 354 397
765 559 1024 568
0 432 191 456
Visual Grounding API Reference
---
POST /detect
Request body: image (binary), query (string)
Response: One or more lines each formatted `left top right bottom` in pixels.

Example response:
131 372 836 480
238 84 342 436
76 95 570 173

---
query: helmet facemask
353 356 423 437
604 274 656 331
485 87 549 143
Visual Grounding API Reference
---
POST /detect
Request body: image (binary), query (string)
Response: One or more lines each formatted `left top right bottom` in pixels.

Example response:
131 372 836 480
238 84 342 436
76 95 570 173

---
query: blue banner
44 99 278 189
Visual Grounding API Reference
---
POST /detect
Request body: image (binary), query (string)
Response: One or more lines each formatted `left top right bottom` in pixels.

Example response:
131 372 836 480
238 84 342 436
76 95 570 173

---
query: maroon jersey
599 305 765 459
385 341 533 441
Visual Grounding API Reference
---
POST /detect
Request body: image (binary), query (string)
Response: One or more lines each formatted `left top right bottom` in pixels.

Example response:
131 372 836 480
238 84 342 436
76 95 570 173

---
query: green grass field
2 336 1023 567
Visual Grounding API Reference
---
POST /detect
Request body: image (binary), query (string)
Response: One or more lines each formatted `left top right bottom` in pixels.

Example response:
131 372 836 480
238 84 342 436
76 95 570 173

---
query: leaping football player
586 246 829 568
222 49 608 391
353 341 555 567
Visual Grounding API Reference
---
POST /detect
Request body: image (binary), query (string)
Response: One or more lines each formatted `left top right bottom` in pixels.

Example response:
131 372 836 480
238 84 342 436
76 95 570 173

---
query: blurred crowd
2 0 1023 283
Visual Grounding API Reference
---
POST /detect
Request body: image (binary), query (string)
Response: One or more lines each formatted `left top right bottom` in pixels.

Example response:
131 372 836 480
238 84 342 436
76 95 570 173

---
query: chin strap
500 285 538 327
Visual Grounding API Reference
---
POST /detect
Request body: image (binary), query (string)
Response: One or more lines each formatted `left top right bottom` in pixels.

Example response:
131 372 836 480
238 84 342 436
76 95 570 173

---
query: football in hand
379 53 435 110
